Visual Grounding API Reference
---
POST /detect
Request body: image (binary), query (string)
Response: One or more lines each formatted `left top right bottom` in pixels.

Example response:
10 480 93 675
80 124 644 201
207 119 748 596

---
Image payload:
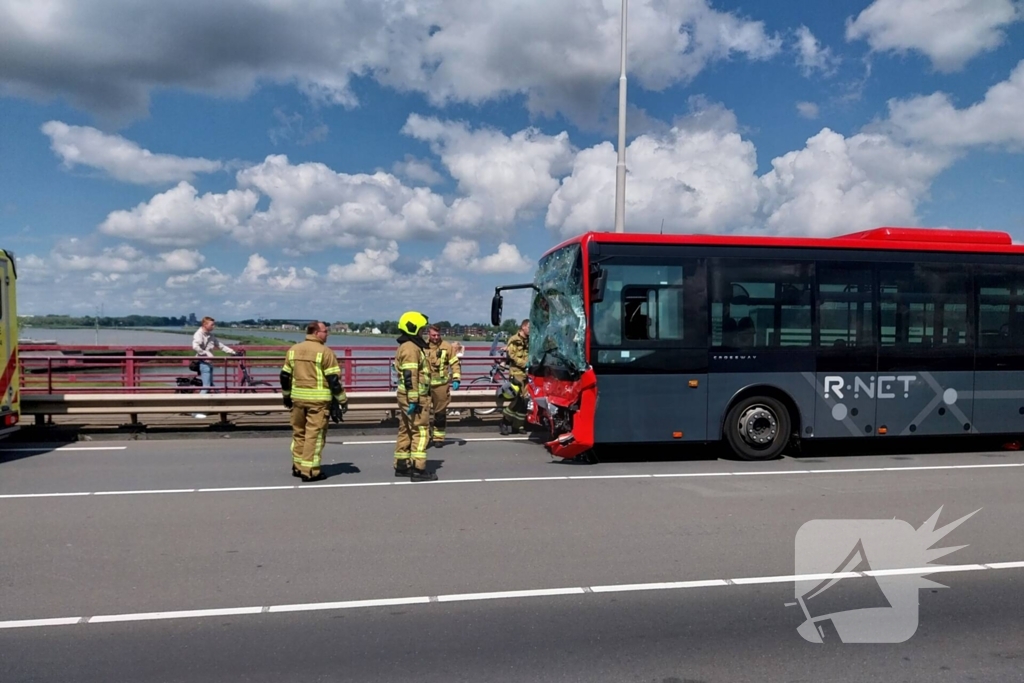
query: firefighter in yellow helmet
499 319 530 436
426 325 461 448
394 311 437 481
279 321 348 482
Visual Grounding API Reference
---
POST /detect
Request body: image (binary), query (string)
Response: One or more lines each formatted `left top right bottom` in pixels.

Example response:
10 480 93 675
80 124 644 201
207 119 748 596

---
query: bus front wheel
724 396 791 461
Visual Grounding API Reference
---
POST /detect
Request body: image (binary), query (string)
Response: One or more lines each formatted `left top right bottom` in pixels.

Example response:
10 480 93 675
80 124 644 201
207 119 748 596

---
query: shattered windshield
529 243 587 377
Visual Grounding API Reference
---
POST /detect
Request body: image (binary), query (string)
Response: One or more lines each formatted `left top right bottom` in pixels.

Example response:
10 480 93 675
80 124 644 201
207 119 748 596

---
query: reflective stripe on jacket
427 340 461 385
281 336 342 402
395 340 430 400
505 331 529 380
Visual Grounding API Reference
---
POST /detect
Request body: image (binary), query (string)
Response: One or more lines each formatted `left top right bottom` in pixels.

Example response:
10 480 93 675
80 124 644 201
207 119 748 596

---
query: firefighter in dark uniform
279 321 347 482
394 311 437 481
426 325 461 448
499 319 530 436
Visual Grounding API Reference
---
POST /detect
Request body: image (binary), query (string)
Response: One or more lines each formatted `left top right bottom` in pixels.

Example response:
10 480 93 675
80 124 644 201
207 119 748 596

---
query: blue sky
1 0 1022 323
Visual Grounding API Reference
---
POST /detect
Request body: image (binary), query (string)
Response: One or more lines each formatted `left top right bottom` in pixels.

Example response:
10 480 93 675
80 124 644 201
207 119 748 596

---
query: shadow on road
571 434 1022 466
321 462 361 477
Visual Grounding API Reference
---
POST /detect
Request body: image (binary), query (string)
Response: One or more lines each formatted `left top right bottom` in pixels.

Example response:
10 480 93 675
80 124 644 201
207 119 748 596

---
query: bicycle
237 352 273 415
466 358 509 416
462 333 512 417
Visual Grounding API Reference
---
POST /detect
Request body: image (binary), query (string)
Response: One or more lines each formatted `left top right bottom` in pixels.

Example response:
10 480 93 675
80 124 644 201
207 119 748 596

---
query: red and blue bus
491 228 1024 460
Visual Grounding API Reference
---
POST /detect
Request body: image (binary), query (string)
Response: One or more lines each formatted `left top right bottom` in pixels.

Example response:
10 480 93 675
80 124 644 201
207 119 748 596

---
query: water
18 326 496 352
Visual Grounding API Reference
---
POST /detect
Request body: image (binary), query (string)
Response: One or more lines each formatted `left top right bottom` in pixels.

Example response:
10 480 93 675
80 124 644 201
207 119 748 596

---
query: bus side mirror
590 266 607 304
490 291 503 327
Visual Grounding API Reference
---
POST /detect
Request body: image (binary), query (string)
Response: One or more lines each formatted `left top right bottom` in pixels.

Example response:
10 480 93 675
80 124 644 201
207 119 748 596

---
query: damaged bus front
490 240 597 459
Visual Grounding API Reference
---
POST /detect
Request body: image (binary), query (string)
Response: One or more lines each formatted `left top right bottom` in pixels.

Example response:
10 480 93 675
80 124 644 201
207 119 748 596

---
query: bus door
590 255 708 443
875 263 973 437
0 254 15 420
973 266 1024 436
813 262 878 439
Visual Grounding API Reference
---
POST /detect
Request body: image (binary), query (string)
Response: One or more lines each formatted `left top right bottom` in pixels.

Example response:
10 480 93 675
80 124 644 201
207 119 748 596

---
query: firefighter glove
405 402 419 416
282 395 292 409
452 380 460 390
329 398 344 424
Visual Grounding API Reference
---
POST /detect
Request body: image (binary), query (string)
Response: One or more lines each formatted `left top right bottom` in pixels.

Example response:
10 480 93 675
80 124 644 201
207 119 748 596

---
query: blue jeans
198 360 213 394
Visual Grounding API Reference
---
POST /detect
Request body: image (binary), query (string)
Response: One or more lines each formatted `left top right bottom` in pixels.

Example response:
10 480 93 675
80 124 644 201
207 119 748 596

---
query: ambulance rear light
2 413 17 427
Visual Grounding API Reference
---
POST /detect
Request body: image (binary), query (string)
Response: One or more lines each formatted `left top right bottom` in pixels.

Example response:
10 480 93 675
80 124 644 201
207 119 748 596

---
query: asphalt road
2 434 1023 682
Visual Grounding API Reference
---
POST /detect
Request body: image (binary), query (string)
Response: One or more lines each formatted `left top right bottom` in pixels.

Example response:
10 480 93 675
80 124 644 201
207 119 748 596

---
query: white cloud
846 0 1021 72
99 181 259 247
47 241 206 274
403 115 575 230
326 242 400 282
796 101 820 119
41 121 222 184
155 248 205 272
759 128 955 236
240 254 272 284
547 102 761 236
886 59 1024 149
268 109 329 146
392 155 445 186
235 155 448 249
794 26 840 76
1 0 780 125
440 238 532 274
165 267 230 289
238 253 317 292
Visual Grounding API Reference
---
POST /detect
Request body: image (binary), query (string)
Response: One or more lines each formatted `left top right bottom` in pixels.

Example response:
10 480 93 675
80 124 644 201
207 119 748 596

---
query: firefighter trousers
500 376 528 430
429 383 450 442
290 399 329 476
396 393 429 468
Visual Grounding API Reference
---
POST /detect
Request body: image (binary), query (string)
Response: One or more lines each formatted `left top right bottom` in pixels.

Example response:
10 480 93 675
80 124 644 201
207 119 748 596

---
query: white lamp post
613 0 628 233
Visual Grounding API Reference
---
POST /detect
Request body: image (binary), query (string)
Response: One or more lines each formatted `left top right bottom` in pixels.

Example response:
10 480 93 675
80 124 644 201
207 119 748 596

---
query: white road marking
1 560 1020 630
331 437 529 446
1 446 128 452
437 587 585 602
0 462 1022 501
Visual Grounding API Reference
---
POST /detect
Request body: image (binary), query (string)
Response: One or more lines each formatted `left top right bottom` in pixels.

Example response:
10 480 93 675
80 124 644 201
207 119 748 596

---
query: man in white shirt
191 316 237 418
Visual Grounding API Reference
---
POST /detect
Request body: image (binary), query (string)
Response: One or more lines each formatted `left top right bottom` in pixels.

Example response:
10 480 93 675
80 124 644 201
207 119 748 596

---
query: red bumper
530 369 598 459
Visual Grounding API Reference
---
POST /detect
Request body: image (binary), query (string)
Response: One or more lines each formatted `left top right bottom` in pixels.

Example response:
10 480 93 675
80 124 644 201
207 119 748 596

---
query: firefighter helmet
399 311 429 336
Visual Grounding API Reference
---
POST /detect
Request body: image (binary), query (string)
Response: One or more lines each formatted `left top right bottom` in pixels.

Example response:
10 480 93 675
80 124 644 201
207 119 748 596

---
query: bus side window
622 288 650 340
880 264 970 350
977 266 1024 349
622 286 685 341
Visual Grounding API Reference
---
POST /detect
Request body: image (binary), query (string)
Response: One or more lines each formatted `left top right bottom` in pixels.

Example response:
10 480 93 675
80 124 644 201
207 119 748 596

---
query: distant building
332 323 351 333
371 327 382 335
281 324 298 331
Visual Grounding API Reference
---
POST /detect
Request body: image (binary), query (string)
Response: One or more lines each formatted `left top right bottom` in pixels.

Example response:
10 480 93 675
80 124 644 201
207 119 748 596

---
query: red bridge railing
18 344 503 395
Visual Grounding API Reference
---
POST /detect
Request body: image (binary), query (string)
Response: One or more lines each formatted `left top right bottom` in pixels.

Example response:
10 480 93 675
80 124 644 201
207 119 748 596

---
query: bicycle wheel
469 375 499 416
242 381 274 416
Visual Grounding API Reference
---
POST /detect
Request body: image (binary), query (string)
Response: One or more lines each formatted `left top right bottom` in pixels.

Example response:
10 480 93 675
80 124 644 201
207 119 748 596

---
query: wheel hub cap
738 405 778 446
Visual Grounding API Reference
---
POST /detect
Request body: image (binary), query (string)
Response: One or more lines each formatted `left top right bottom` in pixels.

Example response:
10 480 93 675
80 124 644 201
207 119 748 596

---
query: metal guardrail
22 390 501 418
17 344 501 394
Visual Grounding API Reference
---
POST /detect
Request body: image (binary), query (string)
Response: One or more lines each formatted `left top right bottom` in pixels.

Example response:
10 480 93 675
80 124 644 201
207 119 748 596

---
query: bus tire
723 396 791 461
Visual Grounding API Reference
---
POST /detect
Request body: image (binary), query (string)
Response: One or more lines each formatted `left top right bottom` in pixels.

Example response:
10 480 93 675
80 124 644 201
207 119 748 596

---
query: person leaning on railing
191 316 238 419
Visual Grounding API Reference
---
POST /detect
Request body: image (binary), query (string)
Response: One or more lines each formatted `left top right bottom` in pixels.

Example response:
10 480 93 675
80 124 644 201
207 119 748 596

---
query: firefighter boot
394 457 413 477
411 464 438 482
499 419 512 436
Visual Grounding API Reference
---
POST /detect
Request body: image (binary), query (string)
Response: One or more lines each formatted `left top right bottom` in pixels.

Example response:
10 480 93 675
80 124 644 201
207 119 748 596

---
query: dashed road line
1 560 1019 630
0 462 1021 500
1 446 129 452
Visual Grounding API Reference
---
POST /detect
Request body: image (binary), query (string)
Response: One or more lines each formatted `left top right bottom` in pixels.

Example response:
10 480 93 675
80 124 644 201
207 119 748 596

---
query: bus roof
542 227 1024 259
